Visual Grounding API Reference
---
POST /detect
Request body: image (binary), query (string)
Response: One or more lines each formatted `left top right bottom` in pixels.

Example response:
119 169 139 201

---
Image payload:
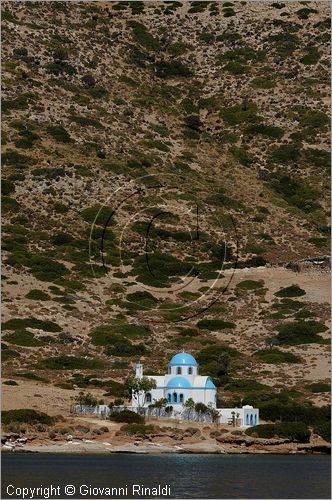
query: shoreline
3 440 331 456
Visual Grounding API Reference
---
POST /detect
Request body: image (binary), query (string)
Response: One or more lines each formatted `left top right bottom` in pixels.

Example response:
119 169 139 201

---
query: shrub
314 422 331 442
105 341 147 357
15 371 49 383
197 319 235 330
224 62 248 75
25 290 51 301
28 255 70 281
2 197 20 213
250 76 276 89
224 379 269 392
268 174 319 213
218 48 264 64
2 409 54 426
2 149 36 168
3 330 44 347
271 143 301 164
206 190 242 210
304 148 330 171
300 46 320 65
37 356 104 370
1 179 15 195
51 232 74 246
307 383 331 393
119 423 155 436
245 123 284 139
276 320 327 345
2 345 20 362
299 109 329 129
220 102 258 125
2 317 62 332
70 115 103 129
109 410 144 424
246 422 310 443
236 280 264 291
255 349 301 364
81 205 114 226
275 285 306 298
128 21 160 51
230 146 254 166
154 59 192 78
46 125 72 143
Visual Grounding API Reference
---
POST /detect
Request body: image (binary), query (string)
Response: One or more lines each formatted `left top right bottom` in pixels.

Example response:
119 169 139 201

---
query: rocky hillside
2 1 330 414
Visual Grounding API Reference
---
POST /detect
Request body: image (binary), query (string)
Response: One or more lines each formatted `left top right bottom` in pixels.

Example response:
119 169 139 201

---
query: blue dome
166 376 192 389
206 377 216 389
169 352 198 366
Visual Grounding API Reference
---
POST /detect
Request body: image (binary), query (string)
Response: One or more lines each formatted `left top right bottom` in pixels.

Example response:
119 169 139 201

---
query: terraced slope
2 1 330 414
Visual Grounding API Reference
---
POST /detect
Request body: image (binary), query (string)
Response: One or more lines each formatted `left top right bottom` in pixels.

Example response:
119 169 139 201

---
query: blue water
1 453 331 499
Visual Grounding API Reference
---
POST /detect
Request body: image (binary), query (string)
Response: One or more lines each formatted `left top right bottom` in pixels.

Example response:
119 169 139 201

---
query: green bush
271 143 301 164
220 102 258 125
120 423 155 436
206 190 242 210
2 344 20 362
154 59 192 78
2 317 62 332
268 174 319 213
15 371 49 383
46 125 72 143
300 46 320 65
304 148 330 170
128 21 160 51
105 340 147 357
27 255 70 281
314 422 331 442
255 349 301 364
70 115 103 129
37 356 105 370
2 409 54 426
246 422 310 443
275 285 306 298
81 205 114 226
1 179 15 195
254 401 330 427
236 280 264 291
25 289 51 301
197 319 235 330
3 380 19 386
2 149 36 168
109 410 144 424
51 232 74 246
230 146 254 166
276 320 327 345
250 76 276 89
224 379 269 392
217 47 265 65
2 197 21 213
3 330 44 347
197 344 240 385
245 123 284 139
307 383 331 393
299 109 329 130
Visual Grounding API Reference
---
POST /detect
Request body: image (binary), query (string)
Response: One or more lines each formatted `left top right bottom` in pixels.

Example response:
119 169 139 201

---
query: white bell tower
135 361 143 379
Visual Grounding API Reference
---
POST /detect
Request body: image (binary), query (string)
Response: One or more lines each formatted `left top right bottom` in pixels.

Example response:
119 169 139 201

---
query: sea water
2 453 331 499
